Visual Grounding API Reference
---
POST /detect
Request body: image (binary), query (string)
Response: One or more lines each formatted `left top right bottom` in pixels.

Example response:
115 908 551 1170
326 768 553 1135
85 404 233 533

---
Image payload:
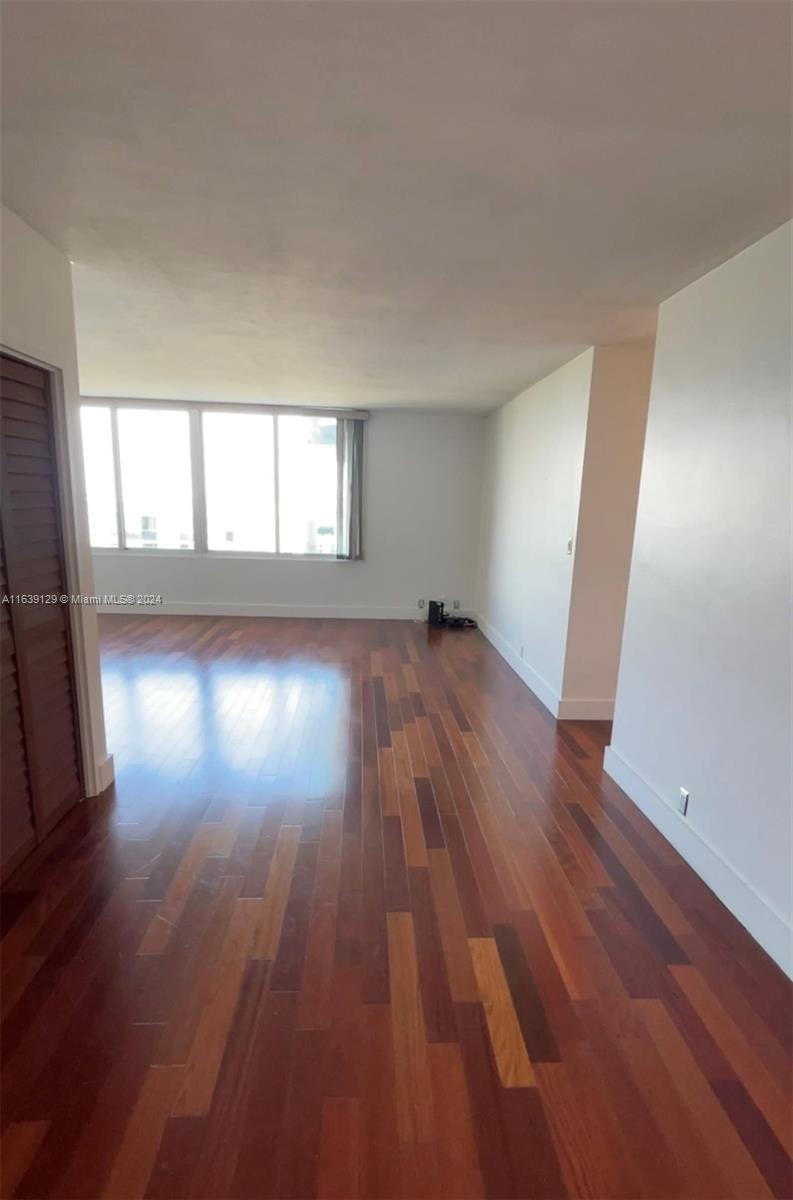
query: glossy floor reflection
1 615 791 1200
102 646 348 800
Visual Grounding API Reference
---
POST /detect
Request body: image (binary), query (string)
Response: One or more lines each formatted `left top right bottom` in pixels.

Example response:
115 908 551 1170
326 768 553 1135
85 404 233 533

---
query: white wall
477 344 653 718
0 205 113 794
561 342 654 715
477 351 594 712
605 223 792 974
91 410 484 618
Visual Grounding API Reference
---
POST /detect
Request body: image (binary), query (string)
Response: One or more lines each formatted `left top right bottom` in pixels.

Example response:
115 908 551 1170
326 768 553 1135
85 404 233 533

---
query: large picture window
203 411 276 552
117 408 194 549
79 401 365 559
278 415 338 555
80 406 118 548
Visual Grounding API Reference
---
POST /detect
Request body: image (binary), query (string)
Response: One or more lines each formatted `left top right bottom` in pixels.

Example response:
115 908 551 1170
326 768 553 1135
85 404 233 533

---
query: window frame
80 397 367 560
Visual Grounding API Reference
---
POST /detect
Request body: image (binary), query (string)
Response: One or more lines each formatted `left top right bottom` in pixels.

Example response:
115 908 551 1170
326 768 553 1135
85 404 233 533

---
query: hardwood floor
1 615 791 1199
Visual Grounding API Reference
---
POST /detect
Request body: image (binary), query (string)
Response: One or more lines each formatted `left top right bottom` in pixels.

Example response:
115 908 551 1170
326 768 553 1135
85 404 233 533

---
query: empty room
0 2 791 1198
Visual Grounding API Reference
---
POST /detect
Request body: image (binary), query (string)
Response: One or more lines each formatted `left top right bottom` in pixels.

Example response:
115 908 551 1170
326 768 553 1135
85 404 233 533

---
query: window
117 408 194 549
278 415 338 555
79 401 364 558
203 411 275 552
79 406 118 547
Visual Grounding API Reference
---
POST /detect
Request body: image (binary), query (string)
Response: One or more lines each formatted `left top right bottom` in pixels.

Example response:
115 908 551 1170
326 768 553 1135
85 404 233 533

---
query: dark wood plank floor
2 615 791 1199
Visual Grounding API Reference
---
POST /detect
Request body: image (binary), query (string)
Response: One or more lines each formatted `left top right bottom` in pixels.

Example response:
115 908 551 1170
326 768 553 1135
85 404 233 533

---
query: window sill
90 548 354 563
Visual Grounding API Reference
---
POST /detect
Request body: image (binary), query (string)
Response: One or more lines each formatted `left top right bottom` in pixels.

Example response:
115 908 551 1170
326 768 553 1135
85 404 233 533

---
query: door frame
1 343 113 799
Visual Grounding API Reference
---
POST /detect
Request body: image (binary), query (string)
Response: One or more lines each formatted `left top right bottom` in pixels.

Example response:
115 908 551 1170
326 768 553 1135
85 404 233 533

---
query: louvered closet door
0 521 37 877
1 353 83 856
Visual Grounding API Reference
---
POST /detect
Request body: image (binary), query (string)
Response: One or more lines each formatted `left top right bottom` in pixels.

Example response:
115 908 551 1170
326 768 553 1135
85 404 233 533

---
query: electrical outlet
679 787 689 816
418 599 425 609
453 600 460 610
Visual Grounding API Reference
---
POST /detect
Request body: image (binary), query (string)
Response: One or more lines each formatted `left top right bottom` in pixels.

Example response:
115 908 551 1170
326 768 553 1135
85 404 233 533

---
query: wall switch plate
418 599 425 609
567 538 573 555
679 788 690 816
453 600 460 610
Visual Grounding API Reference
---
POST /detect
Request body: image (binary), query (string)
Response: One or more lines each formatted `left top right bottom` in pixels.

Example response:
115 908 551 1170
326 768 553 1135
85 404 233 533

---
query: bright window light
117 408 194 549
203 411 276 552
278 415 337 555
79 402 356 558
79 406 118 547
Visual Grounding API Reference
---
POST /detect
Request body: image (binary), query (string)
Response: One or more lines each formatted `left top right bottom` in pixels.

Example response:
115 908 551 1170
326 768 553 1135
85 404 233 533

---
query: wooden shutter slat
9 571 62 596
39 753 81 795
11 511 60 533
30 653 71 687
3 437 51 459
6 474 56 495
22 607 67 635
25 640 70 674
2 772 34 814
0 653 19 681
2 417 49 443
13 538 61 563
0 379 48 407
38 723 79 767
1 681 24 717
1 358 47 387
10 493 57 512
1 399 48 426
3 456 55 477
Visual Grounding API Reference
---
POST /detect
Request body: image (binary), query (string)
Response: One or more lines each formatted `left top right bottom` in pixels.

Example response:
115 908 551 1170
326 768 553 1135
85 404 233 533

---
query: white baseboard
557 698 615 720
83 752 115 798
97 601 421 620
96 753 115 793
604 745 792 978
476 615 561 717
476 615 616 722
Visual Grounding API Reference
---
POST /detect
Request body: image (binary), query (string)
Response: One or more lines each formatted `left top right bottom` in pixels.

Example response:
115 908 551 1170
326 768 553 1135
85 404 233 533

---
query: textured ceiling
1 1 790 411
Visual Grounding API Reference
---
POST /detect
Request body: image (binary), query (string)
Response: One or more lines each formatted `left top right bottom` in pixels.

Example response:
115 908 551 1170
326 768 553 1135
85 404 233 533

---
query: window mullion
110 404 126 549
273 414 280 554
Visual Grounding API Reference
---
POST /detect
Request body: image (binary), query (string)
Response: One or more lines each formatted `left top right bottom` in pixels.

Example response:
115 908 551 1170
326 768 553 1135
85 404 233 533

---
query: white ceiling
1 1 790 412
